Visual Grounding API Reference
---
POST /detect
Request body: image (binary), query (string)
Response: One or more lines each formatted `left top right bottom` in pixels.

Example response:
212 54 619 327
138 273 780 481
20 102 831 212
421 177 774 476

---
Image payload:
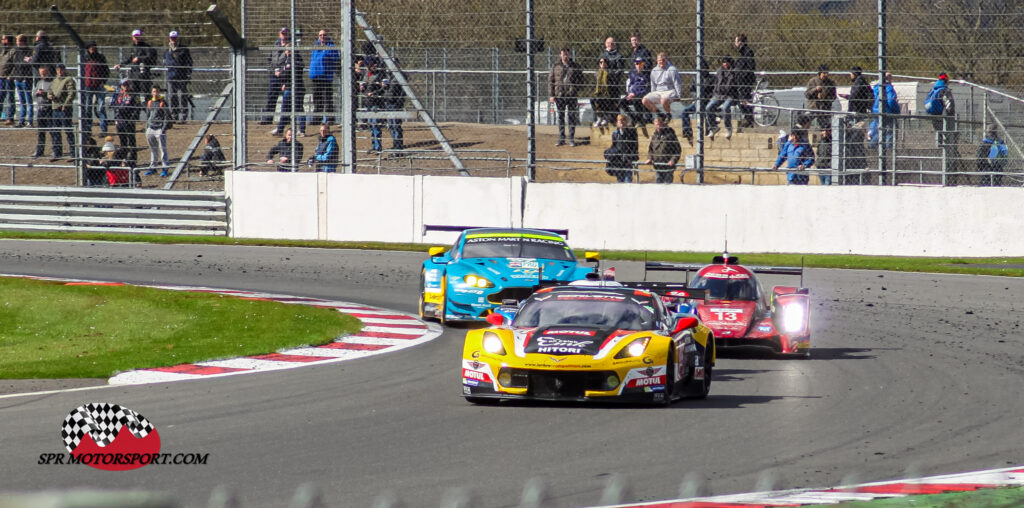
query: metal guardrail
0 185 228 236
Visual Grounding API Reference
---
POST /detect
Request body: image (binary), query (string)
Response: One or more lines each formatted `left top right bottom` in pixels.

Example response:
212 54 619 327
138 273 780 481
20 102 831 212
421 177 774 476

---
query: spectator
549 47 583 147
841 66 872 117
926 72 957 146
164 31 193 123
271 41 306 137
110 79 140 164
816 127 832 185
603 113 638 183
598 36 626 98
10 34 33 127
629 33 653 77
706 56 739 140
679 56 713 145
644 112 682 184
772 130 814 185
311 123 338 172
144 86 170 176
200 134 226 176
359 57 386 153
0 35 13 125
262 28 291 125
382 73 407 151
82 41 109 133
868 73 899 149
843 121 867 184
25 30 60 72
618 58 650 127
733 34 757 129
114 29 157 99
591 57 617 127
49 63 76 161
81 134 105 186
267 128 303 172
100 136 138 187
309 29 341 125
977 128 1008 186
31 65 58 160
642 53 682 118
805 64 836 129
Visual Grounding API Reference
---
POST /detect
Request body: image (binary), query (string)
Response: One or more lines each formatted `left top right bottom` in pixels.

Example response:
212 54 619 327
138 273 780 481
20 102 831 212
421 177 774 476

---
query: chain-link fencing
0 5 234 189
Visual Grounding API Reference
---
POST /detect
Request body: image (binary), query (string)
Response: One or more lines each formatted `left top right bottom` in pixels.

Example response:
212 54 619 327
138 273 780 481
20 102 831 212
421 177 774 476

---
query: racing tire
658 350 677 407
691 343 714 399
417 271 428 320
465 396 500 405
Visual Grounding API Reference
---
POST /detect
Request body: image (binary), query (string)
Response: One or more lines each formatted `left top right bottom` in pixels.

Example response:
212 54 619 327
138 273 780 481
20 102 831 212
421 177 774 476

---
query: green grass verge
801 485 1024 507
0 277 361 379
3 230 1024 277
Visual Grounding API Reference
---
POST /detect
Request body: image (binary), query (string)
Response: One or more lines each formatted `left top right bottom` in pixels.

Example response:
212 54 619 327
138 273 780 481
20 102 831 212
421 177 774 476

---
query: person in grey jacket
548 47 583 146
642 53 682 119
144 86 171 175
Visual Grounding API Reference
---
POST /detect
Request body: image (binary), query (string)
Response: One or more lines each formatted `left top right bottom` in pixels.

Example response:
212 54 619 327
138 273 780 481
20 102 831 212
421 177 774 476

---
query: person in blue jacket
868 72 899 149
772 130 814 185
308 29 341 125
311 123 338 172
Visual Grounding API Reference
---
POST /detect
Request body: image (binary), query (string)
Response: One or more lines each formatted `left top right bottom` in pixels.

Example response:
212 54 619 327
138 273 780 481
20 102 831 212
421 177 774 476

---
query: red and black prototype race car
646 254 811 357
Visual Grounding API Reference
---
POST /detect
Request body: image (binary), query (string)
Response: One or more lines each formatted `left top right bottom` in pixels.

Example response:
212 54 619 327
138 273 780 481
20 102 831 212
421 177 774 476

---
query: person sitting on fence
977 128 1008 187
772 130 814 185
310 123 338 173
201 134 226 176
267 129 303 173
805 64 836 130
604 113 639 183
644 113 682 184
618 58 650 128
705 56 739 140
642 53 682 120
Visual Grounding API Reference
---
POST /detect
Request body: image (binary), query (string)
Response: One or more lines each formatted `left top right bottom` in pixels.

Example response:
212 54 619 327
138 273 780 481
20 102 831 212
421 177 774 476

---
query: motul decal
462 369 492 383
627 376 665 388
541 329 595 336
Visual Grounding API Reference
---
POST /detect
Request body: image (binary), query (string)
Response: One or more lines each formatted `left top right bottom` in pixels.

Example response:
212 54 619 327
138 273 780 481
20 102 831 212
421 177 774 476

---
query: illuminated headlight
614 337 651 359
482 331 507 355
782 303 806 333
463 275 494 288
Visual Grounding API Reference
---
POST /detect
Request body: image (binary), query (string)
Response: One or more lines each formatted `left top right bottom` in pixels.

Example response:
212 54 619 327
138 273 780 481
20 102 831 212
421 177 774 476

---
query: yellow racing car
461 282 715 405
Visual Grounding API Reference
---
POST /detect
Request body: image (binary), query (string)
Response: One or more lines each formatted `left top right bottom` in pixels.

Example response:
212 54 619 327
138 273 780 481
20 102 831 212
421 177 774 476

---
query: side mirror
671 316 698 335
485 313 504 327
584 251 600 262
428 246 445 257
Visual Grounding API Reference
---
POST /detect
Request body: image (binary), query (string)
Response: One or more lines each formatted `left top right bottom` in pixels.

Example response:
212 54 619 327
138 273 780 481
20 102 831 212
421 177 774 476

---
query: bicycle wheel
753 94 780 127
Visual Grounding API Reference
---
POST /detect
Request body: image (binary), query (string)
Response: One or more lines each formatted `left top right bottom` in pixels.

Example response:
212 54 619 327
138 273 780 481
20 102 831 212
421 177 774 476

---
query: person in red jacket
82 41 109 133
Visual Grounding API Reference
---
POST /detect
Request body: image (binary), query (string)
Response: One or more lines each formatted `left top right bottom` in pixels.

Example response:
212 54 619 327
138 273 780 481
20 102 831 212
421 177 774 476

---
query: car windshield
691 276 757 300
461 234 574 261
512 293 657 330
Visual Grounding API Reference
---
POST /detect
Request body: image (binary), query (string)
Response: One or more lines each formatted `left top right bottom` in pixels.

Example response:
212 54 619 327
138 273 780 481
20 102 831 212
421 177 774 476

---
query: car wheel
659 349 676 407
417 270 428 320
465 396 499 405
693 342 713 399
439 295 450 326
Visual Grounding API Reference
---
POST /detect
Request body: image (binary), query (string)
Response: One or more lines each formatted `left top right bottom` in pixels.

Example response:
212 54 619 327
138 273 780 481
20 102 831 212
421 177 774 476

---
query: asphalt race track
0 240 1022 507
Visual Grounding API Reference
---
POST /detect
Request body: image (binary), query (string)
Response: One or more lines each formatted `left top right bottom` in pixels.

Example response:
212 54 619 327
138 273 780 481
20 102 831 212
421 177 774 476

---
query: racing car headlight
782 303 807 333
463 275 494 288
482 331 507 355
614 337 651 359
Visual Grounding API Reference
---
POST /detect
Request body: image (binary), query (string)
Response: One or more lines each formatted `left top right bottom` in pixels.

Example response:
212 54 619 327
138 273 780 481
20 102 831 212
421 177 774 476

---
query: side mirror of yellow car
584 251 600 262
671 316 699 335
428 246 445 257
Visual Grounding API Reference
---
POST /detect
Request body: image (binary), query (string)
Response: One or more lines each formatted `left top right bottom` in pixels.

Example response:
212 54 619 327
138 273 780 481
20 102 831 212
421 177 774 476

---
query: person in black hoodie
841 66 873 118
114 29 157 99
164 31 193 122
733 34 757 129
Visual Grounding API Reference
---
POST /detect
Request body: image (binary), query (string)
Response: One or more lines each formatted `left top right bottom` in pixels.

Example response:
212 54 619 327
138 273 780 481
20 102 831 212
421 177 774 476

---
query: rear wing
535 280 708 303
645 259 805 287
421 224 570 238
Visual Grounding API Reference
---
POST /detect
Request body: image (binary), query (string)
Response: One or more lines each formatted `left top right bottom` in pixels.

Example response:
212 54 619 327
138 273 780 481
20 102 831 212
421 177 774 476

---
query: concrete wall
226 171 1023 256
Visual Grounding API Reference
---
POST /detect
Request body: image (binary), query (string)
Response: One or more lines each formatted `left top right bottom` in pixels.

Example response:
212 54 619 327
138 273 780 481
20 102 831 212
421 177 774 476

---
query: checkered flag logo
61 403 155 453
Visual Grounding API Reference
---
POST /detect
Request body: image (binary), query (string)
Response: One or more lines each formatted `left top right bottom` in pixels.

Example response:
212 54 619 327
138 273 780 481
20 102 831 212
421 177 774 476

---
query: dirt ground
0 119 708 190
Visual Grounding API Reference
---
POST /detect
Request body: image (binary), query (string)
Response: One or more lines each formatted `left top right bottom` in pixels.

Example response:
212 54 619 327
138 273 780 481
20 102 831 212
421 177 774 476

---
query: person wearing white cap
164 30 192 122
113 28 157 99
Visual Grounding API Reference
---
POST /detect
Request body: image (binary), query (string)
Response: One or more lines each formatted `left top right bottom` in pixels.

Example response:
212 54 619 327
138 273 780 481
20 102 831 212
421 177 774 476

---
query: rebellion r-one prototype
461 282 715 405
646 253 811 356
420 228 598 324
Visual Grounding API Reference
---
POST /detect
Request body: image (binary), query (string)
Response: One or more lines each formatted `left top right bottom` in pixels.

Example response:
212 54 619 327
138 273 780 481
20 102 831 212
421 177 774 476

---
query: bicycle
749 73 779 127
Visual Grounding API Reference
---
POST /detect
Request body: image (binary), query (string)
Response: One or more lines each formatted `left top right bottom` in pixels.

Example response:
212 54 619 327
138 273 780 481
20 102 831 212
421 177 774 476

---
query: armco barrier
0 185 228 236
224 171 1024 257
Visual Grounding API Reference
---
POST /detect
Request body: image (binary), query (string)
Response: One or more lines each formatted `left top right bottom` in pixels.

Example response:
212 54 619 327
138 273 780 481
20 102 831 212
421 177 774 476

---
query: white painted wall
225 171 1024 256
